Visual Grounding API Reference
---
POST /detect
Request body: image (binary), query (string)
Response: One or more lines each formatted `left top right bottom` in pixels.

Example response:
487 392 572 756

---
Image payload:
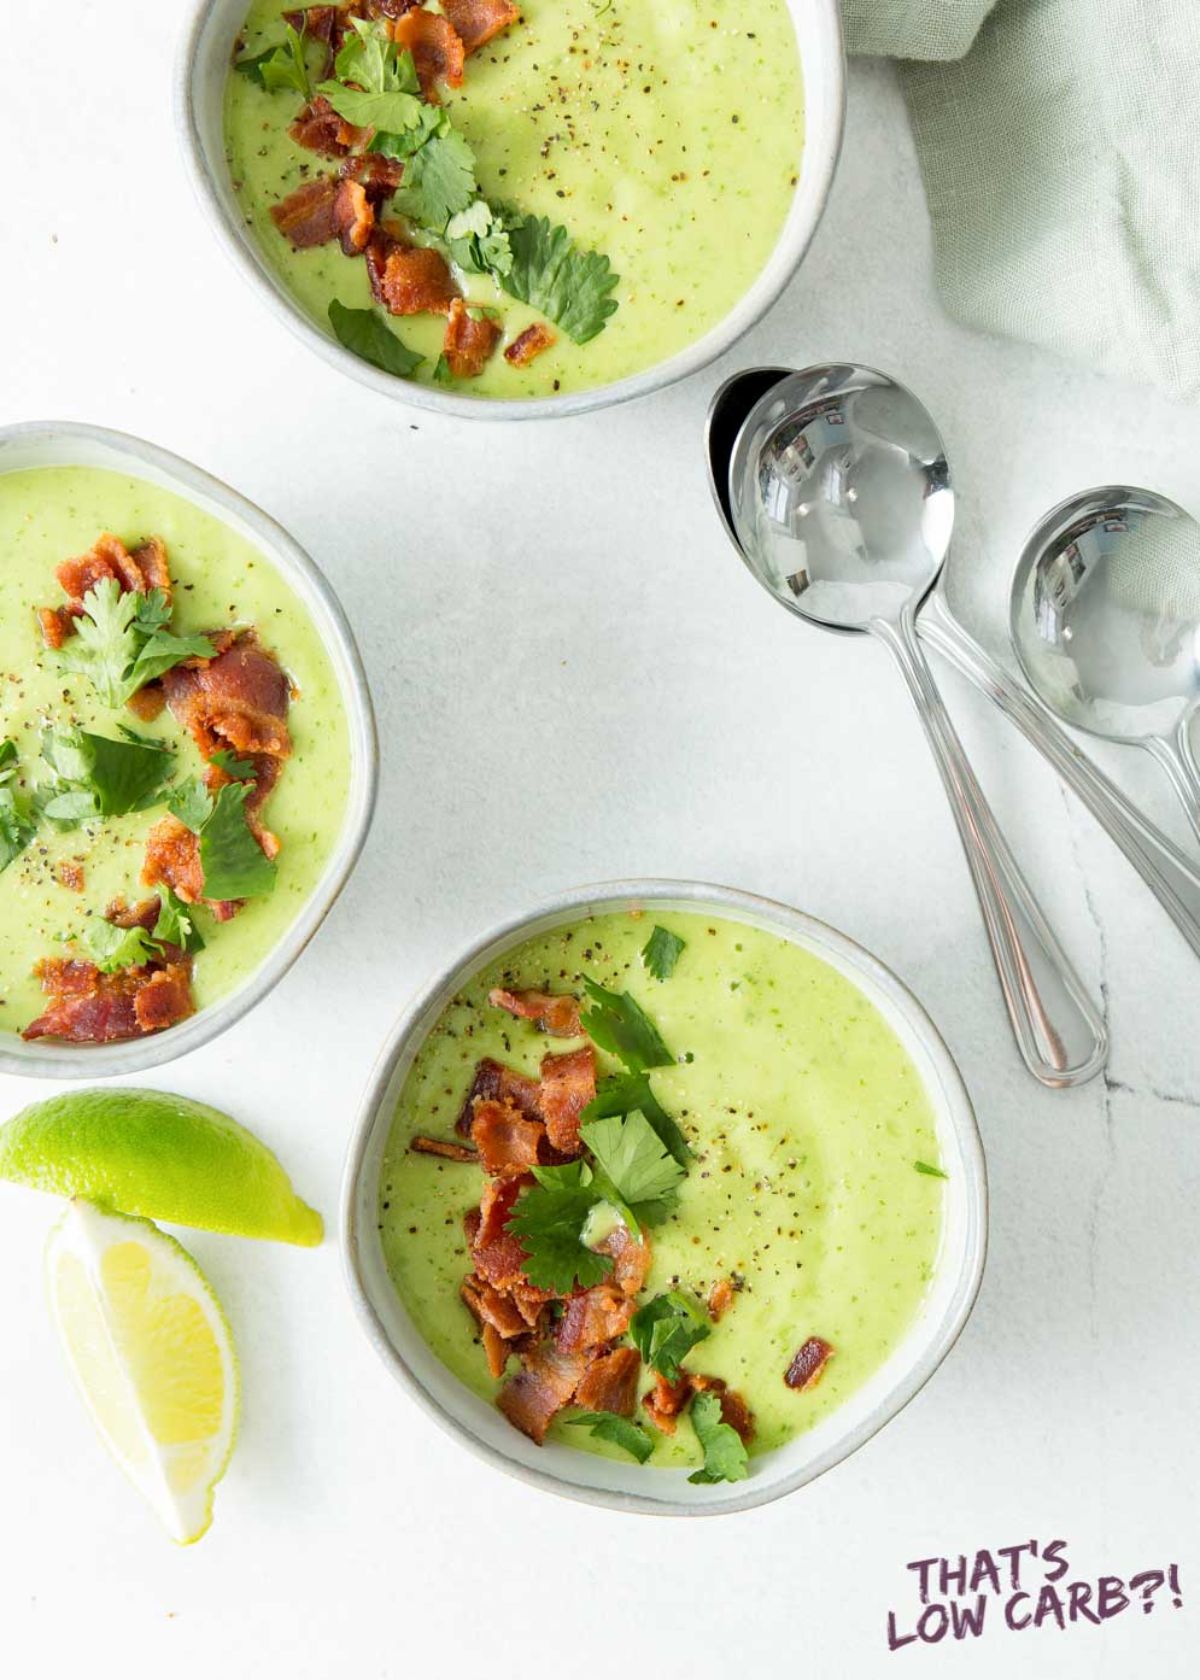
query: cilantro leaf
334 19 417 94
915 1160 948 1179
153 888 205 954
168 776 214 833
368 106 442 162
642 924 685 981
581 977 672 1072
124 626 214 692
582 1072 691 1168
197 783 277 902
329 300 423 378
444 199 516 277
581 1110 684 1223
393 121 477 230
54 579 140 709
210 749 256 781
565 1412 654 1464
505 1162 613 1295
318 80 425 132
688 1389 749 1485
433 353 455 385
503 215 619 343
41 729 173 823
630 1291 710 1384
79 920 158 973
236 22 312 97
0 741 36 873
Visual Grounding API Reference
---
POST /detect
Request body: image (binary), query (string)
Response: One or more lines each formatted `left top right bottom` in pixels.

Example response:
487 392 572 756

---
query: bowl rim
0 417 379 1078
174 0 846 422
341 878 988 1517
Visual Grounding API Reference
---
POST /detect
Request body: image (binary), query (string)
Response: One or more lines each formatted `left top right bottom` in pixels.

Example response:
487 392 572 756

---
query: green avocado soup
379 911 945 1471
223 0 805 398
0 465 351 1038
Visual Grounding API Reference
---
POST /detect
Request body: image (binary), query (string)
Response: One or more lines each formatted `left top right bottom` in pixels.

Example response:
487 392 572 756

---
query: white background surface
1 9 1197 1676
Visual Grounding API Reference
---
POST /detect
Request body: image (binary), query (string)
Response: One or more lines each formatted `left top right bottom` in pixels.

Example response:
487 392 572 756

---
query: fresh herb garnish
319 81 424 133
170 780 275 902
209 749 256 781
444 199 517 277
642 924 685 981
582 1072 691 1168
0 741 36 874
235 21 312 98
581 977 672 1073
333 17 417 94
40 728 174 825
432 353 455 384
153 887 205 954
328 300 423 377
914 1160 948 1179
77 887 204 973
505 1161 615 1295
53 578 212 708
581 1110 684 1228
630 1291 710 1383
687 1389 749 1485
393 118 477 229
504 215 619 344
565 1412 654 1464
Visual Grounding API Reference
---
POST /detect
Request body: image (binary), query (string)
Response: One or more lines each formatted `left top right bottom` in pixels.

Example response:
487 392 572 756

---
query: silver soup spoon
708 369 1200 963
1011 486 1200 845
721 361 1106 1088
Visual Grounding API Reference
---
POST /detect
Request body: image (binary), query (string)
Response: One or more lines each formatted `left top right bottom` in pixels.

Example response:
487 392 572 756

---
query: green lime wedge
0 1088 322 1246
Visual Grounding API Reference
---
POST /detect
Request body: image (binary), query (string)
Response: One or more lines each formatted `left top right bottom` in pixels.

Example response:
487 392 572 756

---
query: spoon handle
919 597 1200 961
1145 728 1200 851
874 610 1108 1088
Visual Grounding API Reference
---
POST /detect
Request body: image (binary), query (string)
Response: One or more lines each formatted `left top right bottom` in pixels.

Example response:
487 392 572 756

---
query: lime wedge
47 1200 239 1543
0 1087 322 1246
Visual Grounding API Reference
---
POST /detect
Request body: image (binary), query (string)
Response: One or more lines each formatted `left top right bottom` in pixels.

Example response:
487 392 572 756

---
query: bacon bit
142 817 242 922
56 532 145 603
707 1277 736 1323
289 95 371 158
126 683 166 722
461 1274 528 1339
556 1284 634 1353
341 150 406 203
439 0 518 54
481 1323 510 1379
575 1346 641 1417
389 9 465 99
497 1341 588 1444
642 1371 690 1435
691 1373 756 1445
54 861 85 893
597 1224 652 1297
410 1135 476 1162
365 233 458 315
475 1172 526 1249
38 605 77 649
270 176 374 255
442 298 501 379
538 1044 595 1155
488 987 583 1038
22 955 194 1044
129 537 171 599
785 1336 834 1392
504 322 556 367
454 1056 543 1137
472 1175 541 1291
105 896 160 931
161 634 292 761
471 1096 547 1177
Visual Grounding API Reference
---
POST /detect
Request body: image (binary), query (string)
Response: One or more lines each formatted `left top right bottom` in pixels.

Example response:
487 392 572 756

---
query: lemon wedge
46 1200 239 1544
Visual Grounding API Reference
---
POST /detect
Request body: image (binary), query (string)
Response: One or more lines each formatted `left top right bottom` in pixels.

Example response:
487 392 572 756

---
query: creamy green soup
0 466 350 1037
223 0 805 397
379 911 945 1470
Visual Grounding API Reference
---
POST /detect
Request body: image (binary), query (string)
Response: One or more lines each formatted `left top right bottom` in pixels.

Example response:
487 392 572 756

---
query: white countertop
1 15 1196 1676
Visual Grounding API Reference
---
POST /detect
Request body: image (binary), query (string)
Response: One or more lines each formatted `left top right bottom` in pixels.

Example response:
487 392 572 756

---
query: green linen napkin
844 0 1200 397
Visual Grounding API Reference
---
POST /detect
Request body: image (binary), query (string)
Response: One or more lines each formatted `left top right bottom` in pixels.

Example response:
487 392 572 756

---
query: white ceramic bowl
0 420 378 1078
177 0 845 421
343 880 987 1516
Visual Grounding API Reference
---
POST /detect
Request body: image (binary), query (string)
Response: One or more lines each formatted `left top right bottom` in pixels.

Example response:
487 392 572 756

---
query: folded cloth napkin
843 0 1200 397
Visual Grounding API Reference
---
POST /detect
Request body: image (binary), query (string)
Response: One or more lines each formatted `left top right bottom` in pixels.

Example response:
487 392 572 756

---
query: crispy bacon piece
785 1336 834 1392
38 605 77 649
471 1096 545 1176
504 322 556 367
538 1043 595 1155
439 0 518 54
126 683 166 721
461 1274 527 1339
389 9 465 99
22 955 194 1044
46 533 174 647
454 1056 543 1137
410 1134 476 1162
55 861 85 893
442 298 501 379
270 176 374 255
497 1341 588 1445
129 537 171 598
288 94 370 158
488 987 582 1038
556 1284 634 1353
341 150 405 203
475 1172 526 1249
161 634 292 761
642 1371 690 1435
481 1323 509 1379
471 1174 540 1291
105 896 160 931
691 1373 756 1445
707 1277 736 1323
141 817 242 922
365 232 458 315
597 1224 652 1297
575 1346 641 1417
